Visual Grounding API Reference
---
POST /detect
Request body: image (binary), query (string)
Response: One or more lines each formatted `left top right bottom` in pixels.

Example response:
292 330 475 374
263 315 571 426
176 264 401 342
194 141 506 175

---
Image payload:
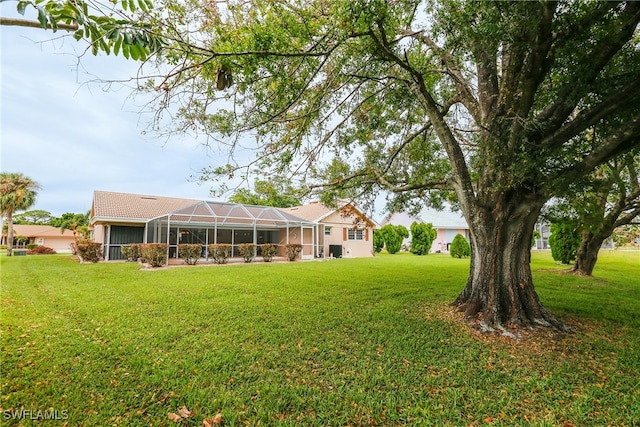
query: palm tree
0 173 41 256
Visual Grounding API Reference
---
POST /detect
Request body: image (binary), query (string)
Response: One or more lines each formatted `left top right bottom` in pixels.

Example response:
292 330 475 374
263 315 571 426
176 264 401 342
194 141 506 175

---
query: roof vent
141 196 157 200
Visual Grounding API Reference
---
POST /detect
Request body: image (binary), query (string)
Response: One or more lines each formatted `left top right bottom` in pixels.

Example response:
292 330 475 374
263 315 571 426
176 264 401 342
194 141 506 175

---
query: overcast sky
1 4 230 217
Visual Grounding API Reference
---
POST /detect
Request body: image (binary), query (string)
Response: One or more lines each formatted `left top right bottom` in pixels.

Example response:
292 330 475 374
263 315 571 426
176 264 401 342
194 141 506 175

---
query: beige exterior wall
320 211 374 258
32 236 76 253
92 223 106 244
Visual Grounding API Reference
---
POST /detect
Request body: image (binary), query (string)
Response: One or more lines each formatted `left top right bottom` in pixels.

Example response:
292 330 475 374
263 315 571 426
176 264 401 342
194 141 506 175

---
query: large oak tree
7 0 640 333
140 0 640 333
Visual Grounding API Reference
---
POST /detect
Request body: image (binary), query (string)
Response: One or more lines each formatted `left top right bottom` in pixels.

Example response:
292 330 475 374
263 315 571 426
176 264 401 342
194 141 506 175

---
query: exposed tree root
452 301 576 339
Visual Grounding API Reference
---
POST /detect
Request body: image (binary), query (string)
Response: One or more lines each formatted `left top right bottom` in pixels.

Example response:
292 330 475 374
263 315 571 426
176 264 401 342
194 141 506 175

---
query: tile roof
9 224 75 237
283 201 376 227
91 191 199 222
281 201 334 222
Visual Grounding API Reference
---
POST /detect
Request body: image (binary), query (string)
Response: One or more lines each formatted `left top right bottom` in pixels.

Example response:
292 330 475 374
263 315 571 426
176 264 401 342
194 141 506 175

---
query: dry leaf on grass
167 412 182 422
178 406 193 418
203 413 223 426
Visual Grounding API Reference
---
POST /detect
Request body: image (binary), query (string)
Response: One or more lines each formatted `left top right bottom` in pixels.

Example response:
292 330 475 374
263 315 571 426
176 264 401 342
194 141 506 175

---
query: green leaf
129 43 140 60
36 6 48 28
114 35 122 56
16 1 28 15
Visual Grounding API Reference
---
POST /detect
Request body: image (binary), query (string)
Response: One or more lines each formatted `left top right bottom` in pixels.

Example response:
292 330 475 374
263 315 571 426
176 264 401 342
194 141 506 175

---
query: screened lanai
145 201 319 261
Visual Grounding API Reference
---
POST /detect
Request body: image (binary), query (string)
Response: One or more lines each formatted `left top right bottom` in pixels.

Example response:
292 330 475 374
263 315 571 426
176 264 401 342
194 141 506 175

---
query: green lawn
1 251 638 426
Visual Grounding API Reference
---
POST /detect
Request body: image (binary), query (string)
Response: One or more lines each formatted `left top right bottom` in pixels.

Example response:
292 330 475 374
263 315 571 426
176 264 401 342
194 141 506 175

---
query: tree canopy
139 0 639 332
228 178 303 208
7 0 640 332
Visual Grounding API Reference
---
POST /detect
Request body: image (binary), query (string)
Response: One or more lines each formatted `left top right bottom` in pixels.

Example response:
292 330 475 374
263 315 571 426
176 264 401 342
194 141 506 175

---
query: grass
1 251 638 426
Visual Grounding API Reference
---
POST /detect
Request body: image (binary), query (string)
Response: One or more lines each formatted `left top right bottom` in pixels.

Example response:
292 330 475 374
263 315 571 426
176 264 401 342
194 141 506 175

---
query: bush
410 222 437 255
208 244 232 264
121 243 143 262
140 243 168 267
549 222 581 264
380 224 409 254
76 239 103 263
238 243 256 263
178 244 203 265
450 234 471 258
373 229 384 253
260 243 278 262
26 243 39 250
27 245 56 255
285 244 302 261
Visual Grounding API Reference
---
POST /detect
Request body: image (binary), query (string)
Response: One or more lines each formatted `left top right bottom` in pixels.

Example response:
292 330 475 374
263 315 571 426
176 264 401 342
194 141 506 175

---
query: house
282 201 376 258
89 191 376 262
1 224 77 253
383 206 470 253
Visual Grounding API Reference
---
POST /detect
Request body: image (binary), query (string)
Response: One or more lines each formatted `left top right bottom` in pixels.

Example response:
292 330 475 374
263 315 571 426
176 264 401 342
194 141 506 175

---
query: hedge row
116 242 304 266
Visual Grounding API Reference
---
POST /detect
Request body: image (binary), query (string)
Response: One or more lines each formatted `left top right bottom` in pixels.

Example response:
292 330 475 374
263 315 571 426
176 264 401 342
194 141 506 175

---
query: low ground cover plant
26 245 56 255
1 251 638 425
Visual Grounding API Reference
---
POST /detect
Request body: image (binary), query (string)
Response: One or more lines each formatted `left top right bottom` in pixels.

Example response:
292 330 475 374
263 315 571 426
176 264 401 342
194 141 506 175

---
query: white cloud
1 8 225 217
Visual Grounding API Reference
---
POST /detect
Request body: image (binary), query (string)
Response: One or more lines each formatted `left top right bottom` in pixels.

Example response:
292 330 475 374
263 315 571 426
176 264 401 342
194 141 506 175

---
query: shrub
531 230 541 248
450 234 471 258
121 243 143 262
238 243 256 263
178 244 203 265
260 243 278 262
549 222 581 264
373 229 384 253
410 222 437 255
208 244 232 264
140 243 168 267
130 243 143 261
380 224 408 254
26 243 38 250
285 244 302 261
27 245 56 255
76 239 103 263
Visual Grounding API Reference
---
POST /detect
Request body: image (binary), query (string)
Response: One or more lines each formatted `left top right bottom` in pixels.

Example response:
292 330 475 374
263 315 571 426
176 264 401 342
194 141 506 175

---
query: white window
347 229 364 240
325 226 332 236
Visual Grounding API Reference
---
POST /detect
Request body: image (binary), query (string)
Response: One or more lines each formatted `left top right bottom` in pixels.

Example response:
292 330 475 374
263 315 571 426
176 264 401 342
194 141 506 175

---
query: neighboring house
90 191 376 261
282 201 377 258
1 224 76 253
383 207 470 253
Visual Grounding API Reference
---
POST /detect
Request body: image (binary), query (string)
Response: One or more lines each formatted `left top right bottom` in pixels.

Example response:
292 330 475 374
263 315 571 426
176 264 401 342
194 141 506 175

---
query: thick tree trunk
454 193 572 334
569 231 607 276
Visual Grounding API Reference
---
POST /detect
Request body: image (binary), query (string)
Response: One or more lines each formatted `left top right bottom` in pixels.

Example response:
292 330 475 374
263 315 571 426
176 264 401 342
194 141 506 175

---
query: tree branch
0 17 78 31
